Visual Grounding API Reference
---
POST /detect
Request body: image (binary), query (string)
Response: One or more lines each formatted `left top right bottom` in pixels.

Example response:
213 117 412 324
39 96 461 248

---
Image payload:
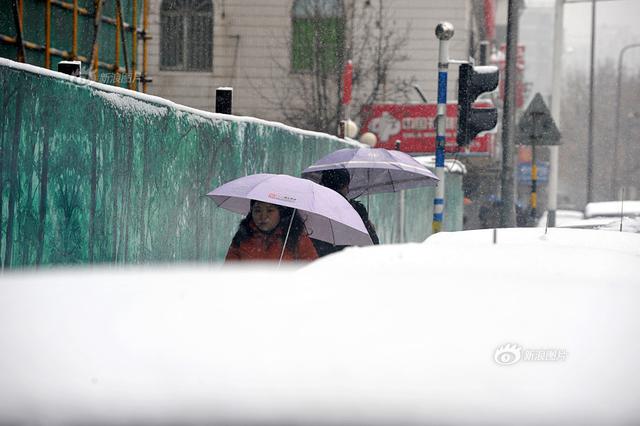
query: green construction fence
0 58 463 268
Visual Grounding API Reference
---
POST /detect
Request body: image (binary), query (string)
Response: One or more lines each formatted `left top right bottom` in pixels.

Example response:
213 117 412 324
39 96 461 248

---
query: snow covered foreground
1 228 639 425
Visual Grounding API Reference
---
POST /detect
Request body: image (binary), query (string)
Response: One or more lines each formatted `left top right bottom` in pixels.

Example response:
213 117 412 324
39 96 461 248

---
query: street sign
518 161 550 183
360 102 495 155
517 93 561 145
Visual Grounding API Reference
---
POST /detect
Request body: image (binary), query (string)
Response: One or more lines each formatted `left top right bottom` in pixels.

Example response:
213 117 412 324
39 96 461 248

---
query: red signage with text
360 103 495 154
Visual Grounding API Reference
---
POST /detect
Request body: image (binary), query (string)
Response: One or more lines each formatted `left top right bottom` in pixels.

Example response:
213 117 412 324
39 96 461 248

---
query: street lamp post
586 0 597 203
548 0 564 227
612 43 640 197
432 22 454 234
549 0 627 223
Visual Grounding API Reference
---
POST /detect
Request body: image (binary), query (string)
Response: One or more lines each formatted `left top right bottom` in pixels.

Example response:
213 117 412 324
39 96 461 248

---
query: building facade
145 0 484 129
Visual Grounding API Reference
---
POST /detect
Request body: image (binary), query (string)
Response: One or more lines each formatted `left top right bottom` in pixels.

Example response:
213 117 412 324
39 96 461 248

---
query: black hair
230 200 308 252
319 169 350 193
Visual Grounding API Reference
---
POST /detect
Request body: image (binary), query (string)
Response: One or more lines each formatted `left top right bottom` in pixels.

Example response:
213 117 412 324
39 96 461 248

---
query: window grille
160 0 213 71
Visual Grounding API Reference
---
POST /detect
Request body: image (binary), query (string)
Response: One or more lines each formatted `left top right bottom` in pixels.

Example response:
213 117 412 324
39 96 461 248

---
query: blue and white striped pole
432 22 454 234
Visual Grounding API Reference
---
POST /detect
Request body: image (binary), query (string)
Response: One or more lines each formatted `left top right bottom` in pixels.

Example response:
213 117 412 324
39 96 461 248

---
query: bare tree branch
253 0 414 135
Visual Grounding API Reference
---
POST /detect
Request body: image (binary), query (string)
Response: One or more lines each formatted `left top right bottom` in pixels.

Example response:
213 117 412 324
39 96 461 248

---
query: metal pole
432 22 454 234
395 140 405 242
548 0 564 227
612 44 640 198
499 0 519 227
586 0 596 203
530 140 537 224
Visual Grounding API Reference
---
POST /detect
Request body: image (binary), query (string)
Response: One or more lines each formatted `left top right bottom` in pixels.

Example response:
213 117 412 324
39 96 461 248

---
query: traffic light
456 64 499 147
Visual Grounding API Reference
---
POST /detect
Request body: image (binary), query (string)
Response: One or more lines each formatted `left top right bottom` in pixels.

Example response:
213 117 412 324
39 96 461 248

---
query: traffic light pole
432 22 454 234
499 0 519 228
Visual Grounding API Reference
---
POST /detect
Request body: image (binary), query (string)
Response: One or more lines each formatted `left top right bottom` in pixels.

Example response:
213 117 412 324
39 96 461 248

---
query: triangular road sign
517 93 561 145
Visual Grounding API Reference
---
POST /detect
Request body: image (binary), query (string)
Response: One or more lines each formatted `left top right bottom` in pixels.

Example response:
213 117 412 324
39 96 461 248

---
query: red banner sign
360 103 495 154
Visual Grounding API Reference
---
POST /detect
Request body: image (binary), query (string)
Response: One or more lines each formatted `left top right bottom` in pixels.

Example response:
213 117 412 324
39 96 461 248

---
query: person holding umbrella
301 147 440 256
206 173 373 265
225 200 318 262
313 169 380 257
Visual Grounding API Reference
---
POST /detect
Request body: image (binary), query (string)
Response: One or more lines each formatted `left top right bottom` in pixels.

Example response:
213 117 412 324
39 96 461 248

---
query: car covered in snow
543 201 640 232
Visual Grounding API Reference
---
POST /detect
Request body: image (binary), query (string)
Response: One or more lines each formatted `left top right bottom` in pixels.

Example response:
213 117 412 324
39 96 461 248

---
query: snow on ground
0 229 639 425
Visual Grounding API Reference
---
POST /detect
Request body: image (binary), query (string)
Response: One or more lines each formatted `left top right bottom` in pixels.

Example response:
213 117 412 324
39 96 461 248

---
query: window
160 0 213 71
291 0 345 73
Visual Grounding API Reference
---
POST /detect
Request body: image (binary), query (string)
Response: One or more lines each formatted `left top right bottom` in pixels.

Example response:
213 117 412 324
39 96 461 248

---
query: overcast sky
527 0 640 69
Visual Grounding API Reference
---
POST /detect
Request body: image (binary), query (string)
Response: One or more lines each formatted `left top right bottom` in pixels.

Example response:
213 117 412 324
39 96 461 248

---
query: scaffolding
1 0 150 92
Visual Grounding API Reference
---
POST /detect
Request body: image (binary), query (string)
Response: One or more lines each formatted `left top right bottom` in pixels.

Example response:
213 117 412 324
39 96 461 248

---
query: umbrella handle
278 208 296 267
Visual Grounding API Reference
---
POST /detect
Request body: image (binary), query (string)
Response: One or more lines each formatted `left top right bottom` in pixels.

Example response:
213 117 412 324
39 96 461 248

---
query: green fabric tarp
0 59 463 268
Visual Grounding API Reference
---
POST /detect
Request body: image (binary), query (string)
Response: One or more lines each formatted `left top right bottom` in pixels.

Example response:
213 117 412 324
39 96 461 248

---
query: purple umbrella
206 174 373 246
301 148 439 199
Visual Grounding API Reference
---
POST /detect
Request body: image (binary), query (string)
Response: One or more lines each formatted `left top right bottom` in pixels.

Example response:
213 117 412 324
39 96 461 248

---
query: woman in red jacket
225 200 318 262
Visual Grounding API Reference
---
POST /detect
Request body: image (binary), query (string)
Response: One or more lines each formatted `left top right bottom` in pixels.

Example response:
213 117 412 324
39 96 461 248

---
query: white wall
146 0 473 125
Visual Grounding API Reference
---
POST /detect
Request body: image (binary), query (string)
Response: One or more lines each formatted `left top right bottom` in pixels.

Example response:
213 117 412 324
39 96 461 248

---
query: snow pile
0 229 639 425
0 57 358 145
94 91 168 117
536 209 584 227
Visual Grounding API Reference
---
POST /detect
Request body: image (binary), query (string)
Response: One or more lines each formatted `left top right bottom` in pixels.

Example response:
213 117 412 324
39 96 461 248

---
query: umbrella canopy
301 148 439 199
207 174 373 246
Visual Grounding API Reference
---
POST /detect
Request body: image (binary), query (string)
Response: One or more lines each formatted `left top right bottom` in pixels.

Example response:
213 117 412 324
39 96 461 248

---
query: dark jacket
312 199 379 257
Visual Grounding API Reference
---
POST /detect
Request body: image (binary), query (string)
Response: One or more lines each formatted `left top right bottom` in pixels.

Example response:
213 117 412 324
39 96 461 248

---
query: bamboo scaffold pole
50 0 139 34
130 0 138 90
72 0 78 59
88 0 105 80
115 0 130 79
45 0 51 68
142 0 149 92
114 0 120 85
0 35 127 74
1 0 147 91
11 0 26 62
